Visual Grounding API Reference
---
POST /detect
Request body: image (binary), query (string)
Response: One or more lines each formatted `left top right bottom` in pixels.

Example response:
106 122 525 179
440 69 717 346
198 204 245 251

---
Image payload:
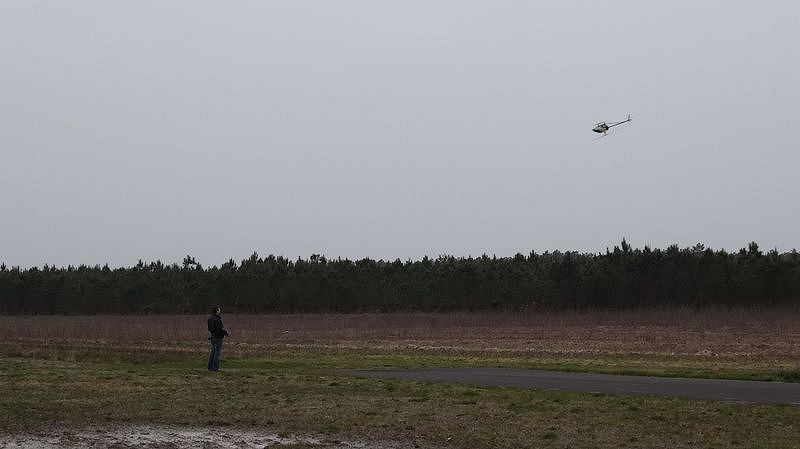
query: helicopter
592 114 632 135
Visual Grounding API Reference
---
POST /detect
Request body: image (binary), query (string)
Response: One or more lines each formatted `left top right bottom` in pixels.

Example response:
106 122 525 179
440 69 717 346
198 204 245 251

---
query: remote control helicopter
592 114 632 135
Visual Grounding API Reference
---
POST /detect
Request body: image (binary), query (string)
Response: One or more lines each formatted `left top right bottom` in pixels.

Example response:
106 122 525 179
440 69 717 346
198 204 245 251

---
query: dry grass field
3 308 800 448
4 307 800 358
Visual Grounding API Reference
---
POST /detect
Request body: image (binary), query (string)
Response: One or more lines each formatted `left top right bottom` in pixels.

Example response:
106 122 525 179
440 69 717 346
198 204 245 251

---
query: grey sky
2 1 799 268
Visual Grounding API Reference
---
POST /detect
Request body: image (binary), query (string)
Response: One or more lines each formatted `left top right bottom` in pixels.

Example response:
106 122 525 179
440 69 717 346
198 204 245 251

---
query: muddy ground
0 424 434 449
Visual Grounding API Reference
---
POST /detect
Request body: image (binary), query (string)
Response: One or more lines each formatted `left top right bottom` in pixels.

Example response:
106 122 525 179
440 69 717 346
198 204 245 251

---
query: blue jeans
208 338 223 371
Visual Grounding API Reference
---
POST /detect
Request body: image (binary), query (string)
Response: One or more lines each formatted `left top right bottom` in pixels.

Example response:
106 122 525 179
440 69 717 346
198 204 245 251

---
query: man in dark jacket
207 305 229 371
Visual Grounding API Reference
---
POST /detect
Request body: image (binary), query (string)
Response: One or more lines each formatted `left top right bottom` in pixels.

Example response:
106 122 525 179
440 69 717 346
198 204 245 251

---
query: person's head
210 305 222 315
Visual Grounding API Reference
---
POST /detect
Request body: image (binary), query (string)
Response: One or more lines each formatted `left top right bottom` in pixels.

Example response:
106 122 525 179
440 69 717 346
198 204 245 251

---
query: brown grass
4 307 800 358
4 309 800 448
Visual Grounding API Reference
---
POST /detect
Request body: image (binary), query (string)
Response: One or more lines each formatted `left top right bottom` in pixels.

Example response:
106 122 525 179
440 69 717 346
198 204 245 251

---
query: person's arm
218 318 229 336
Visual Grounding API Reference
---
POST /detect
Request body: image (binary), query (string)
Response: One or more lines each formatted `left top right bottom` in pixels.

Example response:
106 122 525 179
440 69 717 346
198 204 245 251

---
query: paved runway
345 368 800 405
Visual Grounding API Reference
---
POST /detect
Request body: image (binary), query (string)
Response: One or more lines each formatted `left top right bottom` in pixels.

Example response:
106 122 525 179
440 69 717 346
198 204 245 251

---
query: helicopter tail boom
608 114 632 127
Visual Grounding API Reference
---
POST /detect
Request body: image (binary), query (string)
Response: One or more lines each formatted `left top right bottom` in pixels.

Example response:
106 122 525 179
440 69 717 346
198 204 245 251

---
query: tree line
1 241 799 314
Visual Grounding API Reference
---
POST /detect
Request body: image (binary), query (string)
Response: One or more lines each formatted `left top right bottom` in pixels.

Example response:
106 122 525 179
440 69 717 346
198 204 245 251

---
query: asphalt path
345 368 800 406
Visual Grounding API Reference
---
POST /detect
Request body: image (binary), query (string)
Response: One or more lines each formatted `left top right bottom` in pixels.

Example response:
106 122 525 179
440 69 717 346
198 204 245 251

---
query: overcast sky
2 1 799 268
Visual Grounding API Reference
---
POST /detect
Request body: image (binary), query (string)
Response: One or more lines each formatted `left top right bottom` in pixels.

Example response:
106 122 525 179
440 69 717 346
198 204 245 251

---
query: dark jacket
208 314 229 339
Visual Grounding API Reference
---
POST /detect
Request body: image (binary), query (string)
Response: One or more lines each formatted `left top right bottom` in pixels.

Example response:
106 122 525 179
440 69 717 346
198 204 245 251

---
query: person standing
207 305 229 371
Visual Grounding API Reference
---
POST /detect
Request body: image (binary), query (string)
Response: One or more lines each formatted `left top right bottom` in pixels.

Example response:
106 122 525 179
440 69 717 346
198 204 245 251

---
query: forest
1 241 798 314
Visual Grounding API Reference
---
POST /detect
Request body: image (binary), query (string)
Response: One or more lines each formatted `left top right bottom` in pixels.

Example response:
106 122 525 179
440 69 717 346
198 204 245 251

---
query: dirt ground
4 309 800 358
0 424 432 449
